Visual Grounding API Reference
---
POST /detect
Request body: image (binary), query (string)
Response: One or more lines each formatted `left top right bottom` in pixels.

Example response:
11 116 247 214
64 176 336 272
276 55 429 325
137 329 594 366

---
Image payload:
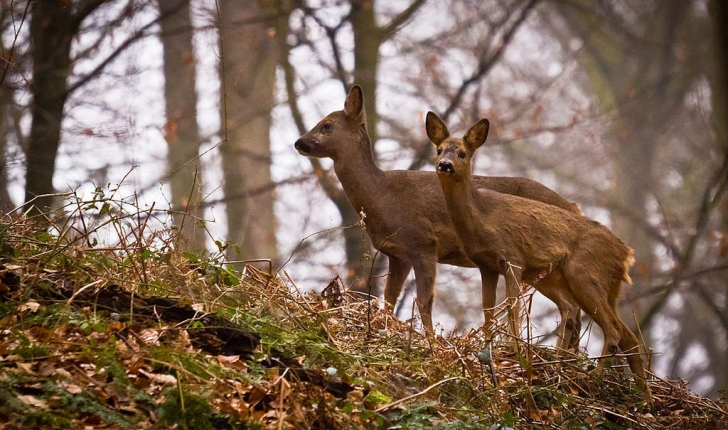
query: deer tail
622 246 635 285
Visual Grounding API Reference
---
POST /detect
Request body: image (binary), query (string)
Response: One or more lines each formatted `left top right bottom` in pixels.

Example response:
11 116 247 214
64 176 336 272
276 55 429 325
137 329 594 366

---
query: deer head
426 111 489 181
294 85 368 161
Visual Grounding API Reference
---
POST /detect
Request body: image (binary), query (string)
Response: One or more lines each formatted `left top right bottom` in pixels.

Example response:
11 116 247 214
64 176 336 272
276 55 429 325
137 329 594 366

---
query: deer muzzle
437 160 455 174
294 138 311 154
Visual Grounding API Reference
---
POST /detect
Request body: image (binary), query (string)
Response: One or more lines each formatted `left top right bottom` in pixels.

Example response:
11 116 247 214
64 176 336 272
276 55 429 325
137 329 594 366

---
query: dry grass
0 194 727 429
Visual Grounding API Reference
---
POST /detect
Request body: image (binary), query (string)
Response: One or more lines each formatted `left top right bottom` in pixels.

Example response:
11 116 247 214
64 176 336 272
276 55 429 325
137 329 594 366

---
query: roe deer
427 112 650 396
294 85 581 337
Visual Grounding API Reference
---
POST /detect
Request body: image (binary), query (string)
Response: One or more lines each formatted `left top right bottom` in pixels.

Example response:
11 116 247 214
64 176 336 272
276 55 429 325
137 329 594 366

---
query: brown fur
427 112 650 397
294 85 581 337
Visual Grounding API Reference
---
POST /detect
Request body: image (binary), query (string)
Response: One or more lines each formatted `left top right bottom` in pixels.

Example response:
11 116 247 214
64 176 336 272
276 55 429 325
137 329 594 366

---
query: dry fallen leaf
19 301 41 313
138 368 177 385
66 384 83 394
15 362 35 374
138 328 161 345
17 394 48 409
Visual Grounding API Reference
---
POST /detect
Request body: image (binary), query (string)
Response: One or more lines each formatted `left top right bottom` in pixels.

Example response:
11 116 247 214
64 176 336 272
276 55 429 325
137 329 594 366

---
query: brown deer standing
295 85 581 341
426 111 650 397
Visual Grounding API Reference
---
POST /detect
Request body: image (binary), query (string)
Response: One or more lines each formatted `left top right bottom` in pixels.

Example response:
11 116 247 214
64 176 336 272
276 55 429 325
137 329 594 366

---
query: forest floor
1 210 727 429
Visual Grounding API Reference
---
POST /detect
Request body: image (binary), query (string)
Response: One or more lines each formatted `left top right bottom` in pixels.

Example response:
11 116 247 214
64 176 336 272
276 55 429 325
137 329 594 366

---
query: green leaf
182 252 199 263
365 390 392 405
140 249 153 261
99 202 111 217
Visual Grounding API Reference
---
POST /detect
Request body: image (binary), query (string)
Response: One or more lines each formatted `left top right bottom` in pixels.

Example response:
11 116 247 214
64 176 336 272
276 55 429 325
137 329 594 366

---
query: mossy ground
1 200 726 429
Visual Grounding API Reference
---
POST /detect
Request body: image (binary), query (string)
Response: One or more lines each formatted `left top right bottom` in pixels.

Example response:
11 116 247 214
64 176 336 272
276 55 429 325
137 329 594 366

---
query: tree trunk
0 30 14 212
159 0 205 252
340 0 384 293
0 85 13 212
218 0 278 263
350 0 380 144
708 0 728 397
555 0 693 321
25 1 76 215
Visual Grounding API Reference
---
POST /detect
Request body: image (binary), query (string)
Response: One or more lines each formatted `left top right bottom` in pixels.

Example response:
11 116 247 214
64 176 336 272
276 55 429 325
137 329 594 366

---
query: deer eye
458 151 466 159
321 123 332 133
436 148 443 155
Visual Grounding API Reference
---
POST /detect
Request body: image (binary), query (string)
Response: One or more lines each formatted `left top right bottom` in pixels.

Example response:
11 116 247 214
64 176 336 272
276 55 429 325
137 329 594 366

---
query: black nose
437 160 454 174
294 138 309 153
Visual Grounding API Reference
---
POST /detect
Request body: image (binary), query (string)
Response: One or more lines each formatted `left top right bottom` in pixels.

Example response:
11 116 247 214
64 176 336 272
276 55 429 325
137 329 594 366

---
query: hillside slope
1 213 726 429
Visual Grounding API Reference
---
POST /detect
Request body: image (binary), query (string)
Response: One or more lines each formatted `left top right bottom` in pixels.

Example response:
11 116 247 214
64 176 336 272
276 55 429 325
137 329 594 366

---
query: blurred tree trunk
710 0 727 152
25 1 75 214
342 0 380 292
25 0 104 215
556 0 697 320
218 0 278 263
342 0 425 293
0 85 14 212
159 0 205 252
350 0 379 144
708 0 728 394
0 31 13 212
0 97 11 212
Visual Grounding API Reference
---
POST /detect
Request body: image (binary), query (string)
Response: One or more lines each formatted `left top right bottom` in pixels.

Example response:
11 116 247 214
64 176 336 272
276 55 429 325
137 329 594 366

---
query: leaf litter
0 209 726 429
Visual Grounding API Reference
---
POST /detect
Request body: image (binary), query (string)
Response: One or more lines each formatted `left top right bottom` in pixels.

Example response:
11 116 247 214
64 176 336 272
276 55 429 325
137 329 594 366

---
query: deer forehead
315 113 337 129
438 138 468 155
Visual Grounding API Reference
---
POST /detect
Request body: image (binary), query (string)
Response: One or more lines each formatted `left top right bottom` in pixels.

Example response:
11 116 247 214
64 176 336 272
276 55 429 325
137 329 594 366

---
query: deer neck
332 132 385 212
440 174 482 234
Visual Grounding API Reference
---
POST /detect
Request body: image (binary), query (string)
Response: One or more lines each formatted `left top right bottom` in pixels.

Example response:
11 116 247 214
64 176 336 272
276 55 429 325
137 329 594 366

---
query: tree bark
25 1 76 214
0 30 14 212
341 0 425 293
218 0 279 263
708 0 728 396
555 0 694 314
159 0 205 252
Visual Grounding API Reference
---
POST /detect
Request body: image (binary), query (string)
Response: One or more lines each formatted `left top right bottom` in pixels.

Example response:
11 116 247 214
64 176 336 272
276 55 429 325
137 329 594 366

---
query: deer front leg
383 255 413 313
503 261 523 342
412 256 438 335
479 268 499 333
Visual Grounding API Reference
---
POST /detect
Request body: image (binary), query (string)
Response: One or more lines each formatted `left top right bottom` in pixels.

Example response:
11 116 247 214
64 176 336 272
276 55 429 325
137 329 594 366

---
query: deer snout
294 138 311 154
437 160 455 174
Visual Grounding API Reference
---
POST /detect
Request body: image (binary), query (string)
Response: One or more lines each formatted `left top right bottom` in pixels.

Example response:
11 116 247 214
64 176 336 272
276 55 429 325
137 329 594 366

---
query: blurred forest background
1 0 726 398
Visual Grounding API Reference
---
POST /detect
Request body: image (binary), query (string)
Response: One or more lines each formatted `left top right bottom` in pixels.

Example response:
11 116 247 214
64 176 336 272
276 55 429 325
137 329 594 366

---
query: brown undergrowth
0 194 726 429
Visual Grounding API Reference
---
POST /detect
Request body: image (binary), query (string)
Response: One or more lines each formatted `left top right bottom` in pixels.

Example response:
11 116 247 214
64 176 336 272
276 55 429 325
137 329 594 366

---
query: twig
65 279 105 309
439 335 471 379
374 377 462 412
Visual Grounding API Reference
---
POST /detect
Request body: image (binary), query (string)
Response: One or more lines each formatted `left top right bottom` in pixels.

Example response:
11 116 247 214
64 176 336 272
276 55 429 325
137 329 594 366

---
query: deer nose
294 138 309 153
437 160 454 174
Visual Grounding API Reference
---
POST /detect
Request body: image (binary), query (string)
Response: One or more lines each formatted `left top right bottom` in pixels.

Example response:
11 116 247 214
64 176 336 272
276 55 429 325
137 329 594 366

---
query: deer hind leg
479 268 499 333
592 306 650 398
618 319 650 396
569 309 582 351
536 272 580 351
568 279 622 357
383 255 413 312
566 268 646 379
412 256 438 335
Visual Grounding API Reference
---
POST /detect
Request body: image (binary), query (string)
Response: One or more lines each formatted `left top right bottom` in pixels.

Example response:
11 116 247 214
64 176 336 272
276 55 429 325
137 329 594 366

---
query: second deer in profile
426 112 649 395
295 85 582 340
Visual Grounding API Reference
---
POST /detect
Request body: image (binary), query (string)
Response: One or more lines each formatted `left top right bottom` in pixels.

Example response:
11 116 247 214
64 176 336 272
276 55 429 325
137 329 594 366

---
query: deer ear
344 85 365 123
464 119 489 152
425 111 450 146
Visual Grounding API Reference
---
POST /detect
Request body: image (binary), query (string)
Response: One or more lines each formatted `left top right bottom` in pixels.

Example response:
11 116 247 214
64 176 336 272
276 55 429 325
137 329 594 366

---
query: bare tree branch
441 0 540 121
380 0 427 41
408 0 540 170
0 0 30 87
66 15 159 95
